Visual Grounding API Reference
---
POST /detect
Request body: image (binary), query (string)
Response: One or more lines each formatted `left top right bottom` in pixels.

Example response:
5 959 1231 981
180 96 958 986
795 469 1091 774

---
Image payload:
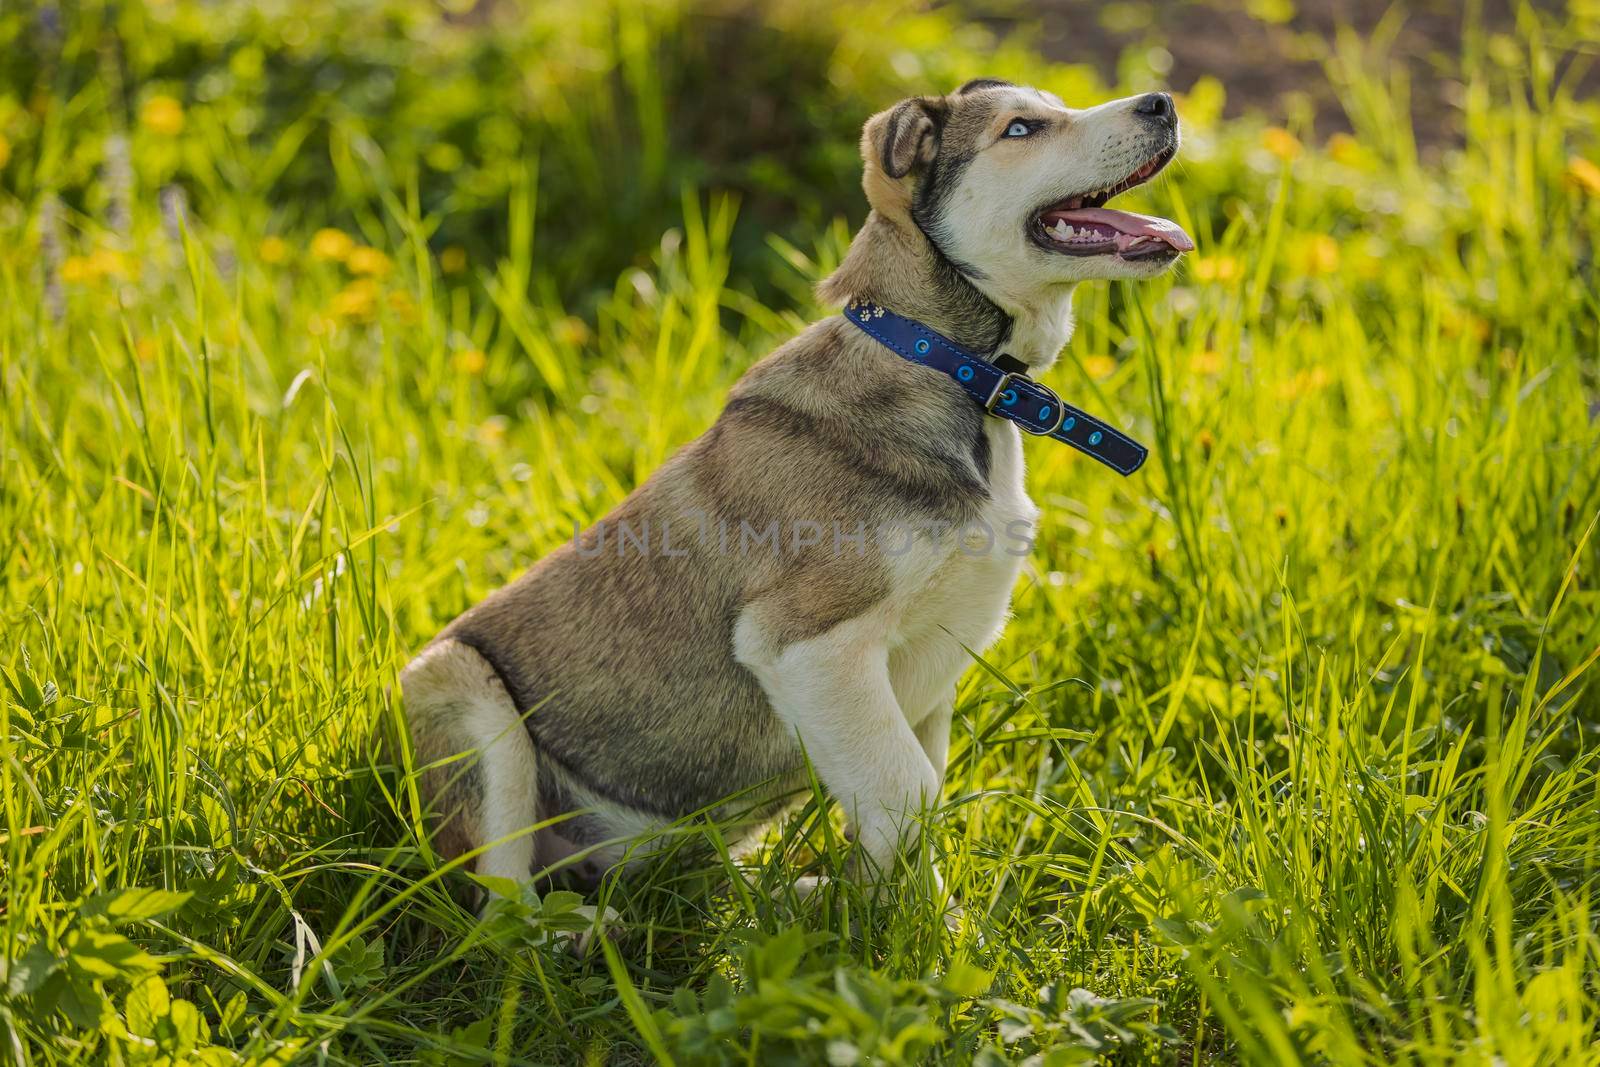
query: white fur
938 88 1179 369
735 419 1037 874
400 641 539 885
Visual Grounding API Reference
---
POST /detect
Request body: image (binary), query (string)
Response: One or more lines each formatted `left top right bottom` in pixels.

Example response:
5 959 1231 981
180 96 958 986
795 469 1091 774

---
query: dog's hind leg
400 639 538 885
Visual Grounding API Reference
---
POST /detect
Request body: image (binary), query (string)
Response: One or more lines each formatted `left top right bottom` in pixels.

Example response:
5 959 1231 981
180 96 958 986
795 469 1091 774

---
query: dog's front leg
735 609 939 877
914 705 952 787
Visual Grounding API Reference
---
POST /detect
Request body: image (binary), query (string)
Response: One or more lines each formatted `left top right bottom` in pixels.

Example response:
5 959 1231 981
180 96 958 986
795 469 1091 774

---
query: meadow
3 1 1600 1063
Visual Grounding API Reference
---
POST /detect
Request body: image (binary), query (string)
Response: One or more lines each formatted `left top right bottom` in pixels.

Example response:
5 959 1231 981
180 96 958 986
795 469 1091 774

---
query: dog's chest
886 423 1037 718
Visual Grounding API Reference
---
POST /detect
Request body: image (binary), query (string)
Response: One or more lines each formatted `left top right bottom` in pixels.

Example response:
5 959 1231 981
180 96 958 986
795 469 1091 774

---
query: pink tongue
1045 207 1195 252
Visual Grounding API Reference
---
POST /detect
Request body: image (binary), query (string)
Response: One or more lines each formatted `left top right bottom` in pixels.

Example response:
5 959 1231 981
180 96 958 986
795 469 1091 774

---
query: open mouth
1034 147 1193 261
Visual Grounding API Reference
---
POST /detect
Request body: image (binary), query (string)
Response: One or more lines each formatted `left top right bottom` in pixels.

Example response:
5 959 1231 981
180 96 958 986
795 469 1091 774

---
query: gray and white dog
401 79 1190 895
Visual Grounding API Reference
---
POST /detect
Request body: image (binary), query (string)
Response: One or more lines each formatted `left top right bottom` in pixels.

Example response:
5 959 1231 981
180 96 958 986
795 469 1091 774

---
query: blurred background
6 0 1596 309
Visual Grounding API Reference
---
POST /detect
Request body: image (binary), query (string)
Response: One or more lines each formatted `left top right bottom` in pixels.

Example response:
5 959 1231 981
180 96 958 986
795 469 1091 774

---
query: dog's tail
399 638 538 885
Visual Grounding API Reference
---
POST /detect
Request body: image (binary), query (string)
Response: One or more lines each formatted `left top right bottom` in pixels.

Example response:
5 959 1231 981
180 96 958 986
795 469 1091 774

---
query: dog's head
859 79 1192 299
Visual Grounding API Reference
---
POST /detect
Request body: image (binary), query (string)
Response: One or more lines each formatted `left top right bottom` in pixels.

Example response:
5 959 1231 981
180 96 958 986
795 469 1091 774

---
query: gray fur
401 78 1181 881
432 317 993 839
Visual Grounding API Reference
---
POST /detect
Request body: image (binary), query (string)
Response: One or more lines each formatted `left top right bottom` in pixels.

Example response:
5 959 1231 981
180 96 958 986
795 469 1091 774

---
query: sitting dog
401 79 1191 895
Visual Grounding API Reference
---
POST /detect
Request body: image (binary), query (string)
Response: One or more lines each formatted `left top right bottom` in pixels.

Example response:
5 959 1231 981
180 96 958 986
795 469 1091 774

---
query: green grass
4 2 1600 1064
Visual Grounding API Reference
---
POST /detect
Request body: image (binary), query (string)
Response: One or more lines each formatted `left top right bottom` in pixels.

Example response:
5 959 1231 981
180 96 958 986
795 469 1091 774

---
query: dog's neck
818 210 1076 372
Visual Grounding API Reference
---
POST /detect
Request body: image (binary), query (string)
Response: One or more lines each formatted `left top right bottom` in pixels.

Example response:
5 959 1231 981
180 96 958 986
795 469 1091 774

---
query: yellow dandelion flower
134 337 159 363
87 248 126 279
329 278 378 321
1261 126 1301 161
1197 428 1215 455
479 416 507 445
1190 349 1225 375
1292 234 1340 275
1274 366 1331 400
259 236 289 264
387 290 420 323
310 228 354 263
1326 132 1363 167
346 246 392 277
1192 255 1241 283
60 255 96 284
453 348 488 375
139 95 185 136
439 245 468 275
1082 355 1118 380
1566 157 1600 198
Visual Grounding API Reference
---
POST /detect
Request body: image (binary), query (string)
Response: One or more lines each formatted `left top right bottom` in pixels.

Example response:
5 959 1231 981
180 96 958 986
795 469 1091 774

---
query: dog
400 79 1190 898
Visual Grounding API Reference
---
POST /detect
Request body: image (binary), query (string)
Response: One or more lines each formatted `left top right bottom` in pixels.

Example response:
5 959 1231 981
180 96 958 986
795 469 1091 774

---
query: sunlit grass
3 2 1600 1064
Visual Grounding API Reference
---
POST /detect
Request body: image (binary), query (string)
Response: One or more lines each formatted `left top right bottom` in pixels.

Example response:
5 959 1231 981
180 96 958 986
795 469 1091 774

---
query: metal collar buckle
985 371 1067 436
983 371 1019 413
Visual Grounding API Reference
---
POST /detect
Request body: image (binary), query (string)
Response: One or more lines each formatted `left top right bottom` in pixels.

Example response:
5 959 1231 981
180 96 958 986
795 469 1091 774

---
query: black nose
1134 92 1176 127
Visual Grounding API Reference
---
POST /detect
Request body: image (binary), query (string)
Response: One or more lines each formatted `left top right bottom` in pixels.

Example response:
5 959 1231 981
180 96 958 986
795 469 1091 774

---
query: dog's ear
875 96 943 178
821 96 948 306
858 96 946 220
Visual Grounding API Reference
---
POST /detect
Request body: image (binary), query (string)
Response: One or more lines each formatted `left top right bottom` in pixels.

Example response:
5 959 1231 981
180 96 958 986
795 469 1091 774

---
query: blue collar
842 300 1147 476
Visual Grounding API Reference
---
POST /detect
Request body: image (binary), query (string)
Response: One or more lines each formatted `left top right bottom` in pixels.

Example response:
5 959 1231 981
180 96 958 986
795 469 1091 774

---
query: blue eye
1004 120 1032 138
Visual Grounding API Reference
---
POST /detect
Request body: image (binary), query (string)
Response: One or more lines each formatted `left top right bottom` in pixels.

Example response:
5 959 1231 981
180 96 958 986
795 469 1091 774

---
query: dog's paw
480 887 623 958
566 903 623 958
534 902 620 959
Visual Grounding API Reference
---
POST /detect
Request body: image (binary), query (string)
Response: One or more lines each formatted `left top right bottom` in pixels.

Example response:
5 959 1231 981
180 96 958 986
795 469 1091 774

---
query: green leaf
419 1016 494 1067
332 934 385 990
180 868 259 936
57 974 111 1029
747 926 810 984
163 998 207 1056
8 942 62 996
218 990 248 1040
64 926 162 981
82 887 194 925
1150 915 1203 947
125 975 170 1038
940 960 993 999
540 889 584 915
1 660 54 713
466 873 525 901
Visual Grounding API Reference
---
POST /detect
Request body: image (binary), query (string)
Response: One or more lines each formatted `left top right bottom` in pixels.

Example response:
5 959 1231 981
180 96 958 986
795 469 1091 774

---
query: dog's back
404 315 991 879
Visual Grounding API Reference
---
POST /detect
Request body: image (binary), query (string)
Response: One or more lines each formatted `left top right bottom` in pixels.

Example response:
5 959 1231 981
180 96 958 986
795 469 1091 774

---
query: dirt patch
973 0 1582 149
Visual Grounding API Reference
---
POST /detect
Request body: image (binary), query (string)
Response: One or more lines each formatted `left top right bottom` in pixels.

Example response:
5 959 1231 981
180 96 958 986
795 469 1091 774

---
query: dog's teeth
1051 219 1071 240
